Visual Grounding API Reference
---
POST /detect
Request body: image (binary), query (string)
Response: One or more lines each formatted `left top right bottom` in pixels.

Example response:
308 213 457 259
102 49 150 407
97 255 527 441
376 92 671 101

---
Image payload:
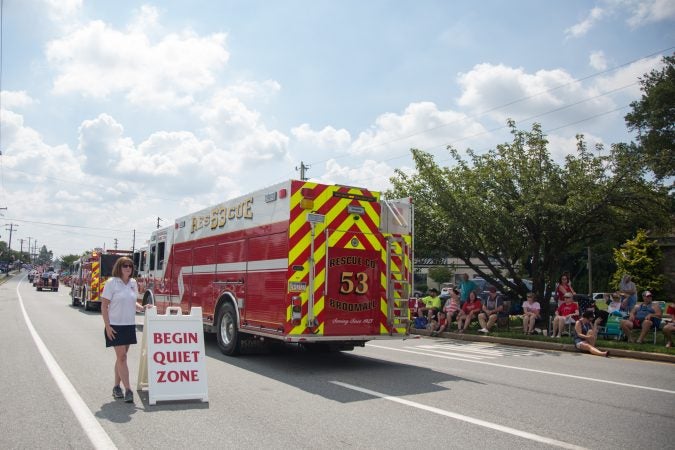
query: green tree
611 229 666 299
388 121 670 318
57 254 80 271
625 53 675 179
36 245 54 265
428 265 455 285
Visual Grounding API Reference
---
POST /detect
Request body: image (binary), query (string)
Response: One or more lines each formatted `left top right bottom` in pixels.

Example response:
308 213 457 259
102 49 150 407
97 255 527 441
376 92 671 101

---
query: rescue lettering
328 298 377 312
190 197 254 233
153 350 201 366
328 256 377 268
156 370 200 383
153 332 198 344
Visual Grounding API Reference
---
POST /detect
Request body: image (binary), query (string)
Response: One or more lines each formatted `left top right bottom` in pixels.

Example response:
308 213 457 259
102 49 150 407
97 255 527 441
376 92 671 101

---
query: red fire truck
137 180 413 355
70 248 133 310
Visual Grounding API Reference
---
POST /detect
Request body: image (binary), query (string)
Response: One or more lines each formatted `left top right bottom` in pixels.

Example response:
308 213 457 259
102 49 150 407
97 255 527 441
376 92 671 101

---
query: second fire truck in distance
70 249 133 311
136 179 413 355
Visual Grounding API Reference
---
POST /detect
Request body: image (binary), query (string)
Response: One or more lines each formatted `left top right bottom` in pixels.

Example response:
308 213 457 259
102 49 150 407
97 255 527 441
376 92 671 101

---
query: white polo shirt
102 277 139 326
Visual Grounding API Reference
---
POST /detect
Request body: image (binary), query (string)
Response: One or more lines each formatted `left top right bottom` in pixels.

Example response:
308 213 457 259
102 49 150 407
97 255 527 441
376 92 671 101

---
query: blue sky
1 0 673 258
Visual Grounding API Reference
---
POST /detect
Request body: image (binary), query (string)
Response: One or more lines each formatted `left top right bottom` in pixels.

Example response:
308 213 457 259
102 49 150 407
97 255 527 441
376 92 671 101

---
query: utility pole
587 246 592 296
295 161 310 181
27 237 32 264
5 223 17 262
113 238 118 250
156 217 163 229
19 238 24 262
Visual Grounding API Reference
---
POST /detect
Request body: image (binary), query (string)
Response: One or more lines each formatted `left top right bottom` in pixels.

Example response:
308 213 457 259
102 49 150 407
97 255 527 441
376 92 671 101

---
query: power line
2 217 148 233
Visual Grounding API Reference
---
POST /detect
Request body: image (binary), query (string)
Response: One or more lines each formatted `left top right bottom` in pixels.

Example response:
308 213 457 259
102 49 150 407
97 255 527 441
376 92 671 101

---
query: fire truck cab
36 267 59 292
70 249 133 310
137 180 414 355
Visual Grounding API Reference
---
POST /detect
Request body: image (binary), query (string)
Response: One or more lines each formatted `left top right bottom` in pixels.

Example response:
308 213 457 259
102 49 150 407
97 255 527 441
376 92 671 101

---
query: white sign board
137 307 209 405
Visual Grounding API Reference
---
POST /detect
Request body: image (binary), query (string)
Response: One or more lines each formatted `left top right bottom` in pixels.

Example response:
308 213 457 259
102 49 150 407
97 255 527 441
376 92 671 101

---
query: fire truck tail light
291 296 302 321
300 187 315 210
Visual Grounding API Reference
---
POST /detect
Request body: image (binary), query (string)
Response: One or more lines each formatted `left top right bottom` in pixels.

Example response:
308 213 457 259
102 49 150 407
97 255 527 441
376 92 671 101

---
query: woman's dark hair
582 310 594 320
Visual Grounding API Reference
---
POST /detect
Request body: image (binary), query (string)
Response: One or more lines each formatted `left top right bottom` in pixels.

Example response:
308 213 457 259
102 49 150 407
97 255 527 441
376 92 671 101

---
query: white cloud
46 8 229 108
571 1 675 33
589 50 608 70
592 55 663 98
457 63 616 130
350 102 487 156
44 0 82 23
546 131 608 163
1 91 37 109
625 0 675 27
565 7 605 38
291 124 352 151
321 158 402 192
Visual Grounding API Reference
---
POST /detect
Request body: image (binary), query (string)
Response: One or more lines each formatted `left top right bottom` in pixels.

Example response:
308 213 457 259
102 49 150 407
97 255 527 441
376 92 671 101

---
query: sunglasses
122 264 133 268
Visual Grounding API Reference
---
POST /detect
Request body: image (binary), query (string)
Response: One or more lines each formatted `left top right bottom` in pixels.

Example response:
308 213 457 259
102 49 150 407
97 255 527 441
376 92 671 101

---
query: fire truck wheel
216 302 241 356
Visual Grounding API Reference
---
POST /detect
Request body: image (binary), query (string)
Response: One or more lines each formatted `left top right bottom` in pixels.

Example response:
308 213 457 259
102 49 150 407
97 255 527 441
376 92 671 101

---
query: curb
410 329 675 364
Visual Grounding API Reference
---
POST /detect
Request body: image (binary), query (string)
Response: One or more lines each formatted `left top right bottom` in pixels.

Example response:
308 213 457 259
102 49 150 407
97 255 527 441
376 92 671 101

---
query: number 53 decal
339 271 369 294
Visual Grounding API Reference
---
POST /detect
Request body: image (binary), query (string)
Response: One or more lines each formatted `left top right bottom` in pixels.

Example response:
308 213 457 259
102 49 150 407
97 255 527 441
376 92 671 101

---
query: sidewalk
409 328 675 364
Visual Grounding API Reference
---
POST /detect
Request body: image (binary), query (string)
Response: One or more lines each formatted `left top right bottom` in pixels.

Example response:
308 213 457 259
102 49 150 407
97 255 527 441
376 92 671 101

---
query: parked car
592 292 613 307
440 286 453 302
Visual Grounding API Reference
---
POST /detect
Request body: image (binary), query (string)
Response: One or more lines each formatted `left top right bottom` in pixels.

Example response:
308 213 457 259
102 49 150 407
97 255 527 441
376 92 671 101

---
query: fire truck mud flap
216 302 241 356
302 341 363 353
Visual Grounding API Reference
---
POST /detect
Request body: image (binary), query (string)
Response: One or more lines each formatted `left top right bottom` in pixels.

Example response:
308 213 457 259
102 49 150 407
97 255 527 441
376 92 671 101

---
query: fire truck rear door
322 231 382 336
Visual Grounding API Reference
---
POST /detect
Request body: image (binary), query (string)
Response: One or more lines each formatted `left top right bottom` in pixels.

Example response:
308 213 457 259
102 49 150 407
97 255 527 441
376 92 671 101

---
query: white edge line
331 381 587 450
368 343 675 395
16 279 117 450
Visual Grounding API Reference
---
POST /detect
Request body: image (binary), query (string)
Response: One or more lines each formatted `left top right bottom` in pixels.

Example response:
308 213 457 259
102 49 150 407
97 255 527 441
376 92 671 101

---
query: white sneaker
479 328 489 333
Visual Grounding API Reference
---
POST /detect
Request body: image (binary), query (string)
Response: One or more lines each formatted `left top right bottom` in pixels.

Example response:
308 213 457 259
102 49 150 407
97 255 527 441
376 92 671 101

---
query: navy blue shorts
105 325 137 347
633 318 661 330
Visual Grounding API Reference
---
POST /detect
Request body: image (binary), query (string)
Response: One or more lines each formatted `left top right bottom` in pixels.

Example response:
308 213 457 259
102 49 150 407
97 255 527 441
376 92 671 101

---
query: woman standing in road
102 256 145 403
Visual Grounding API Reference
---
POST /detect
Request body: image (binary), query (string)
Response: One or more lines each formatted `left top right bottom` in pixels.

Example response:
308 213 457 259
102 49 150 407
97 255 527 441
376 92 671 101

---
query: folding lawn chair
601 312 624 340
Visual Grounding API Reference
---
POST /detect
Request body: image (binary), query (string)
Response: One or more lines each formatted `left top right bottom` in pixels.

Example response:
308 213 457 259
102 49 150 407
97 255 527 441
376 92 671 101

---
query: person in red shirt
555 272 576 306
551 292 579 338
457 291 483 333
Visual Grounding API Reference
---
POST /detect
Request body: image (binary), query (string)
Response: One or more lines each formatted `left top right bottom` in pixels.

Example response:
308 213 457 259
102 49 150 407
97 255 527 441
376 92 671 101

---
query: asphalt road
1 273 673 449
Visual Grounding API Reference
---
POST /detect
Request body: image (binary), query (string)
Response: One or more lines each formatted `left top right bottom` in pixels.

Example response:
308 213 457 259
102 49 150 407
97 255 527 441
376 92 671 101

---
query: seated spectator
442 288 461 330
607 292 625 316
620 291 662 343
522 292 541 335
619 274 638 313
478 286 504 334
412 308 428 330
430 311 448 336
457 291 482 333
551 292 579 338
663 302 674 348
420 288 442 320
574 310 609 357
583 298 608 327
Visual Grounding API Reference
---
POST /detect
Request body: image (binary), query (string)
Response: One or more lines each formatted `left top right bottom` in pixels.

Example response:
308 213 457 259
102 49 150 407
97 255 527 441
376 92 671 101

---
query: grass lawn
456 316 675 355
